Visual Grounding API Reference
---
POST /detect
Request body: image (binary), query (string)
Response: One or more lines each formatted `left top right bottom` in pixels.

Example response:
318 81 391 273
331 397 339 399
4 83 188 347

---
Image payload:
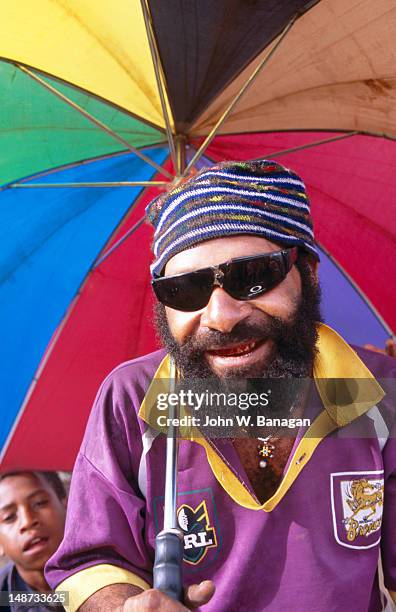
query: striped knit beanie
146 160 318 277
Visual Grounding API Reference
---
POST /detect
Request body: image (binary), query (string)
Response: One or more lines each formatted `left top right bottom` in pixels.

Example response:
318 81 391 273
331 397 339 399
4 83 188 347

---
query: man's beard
154 255 322 381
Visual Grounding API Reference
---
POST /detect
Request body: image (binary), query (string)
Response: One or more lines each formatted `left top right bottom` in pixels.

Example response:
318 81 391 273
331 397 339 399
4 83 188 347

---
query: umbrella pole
153 358 184 601
175 134 187 176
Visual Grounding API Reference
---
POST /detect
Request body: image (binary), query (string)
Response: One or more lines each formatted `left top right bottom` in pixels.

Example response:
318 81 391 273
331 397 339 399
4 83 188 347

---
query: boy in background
0 472 66 611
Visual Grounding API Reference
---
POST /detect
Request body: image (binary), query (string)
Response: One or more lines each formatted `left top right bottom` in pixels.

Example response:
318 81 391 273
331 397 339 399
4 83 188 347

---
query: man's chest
232 437 296 503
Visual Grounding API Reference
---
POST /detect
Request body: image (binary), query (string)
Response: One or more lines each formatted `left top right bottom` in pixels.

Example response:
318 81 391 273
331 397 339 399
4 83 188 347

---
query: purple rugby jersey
45 325 396 611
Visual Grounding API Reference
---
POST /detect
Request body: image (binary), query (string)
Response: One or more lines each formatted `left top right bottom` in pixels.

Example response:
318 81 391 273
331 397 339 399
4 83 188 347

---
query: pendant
258 437 275 469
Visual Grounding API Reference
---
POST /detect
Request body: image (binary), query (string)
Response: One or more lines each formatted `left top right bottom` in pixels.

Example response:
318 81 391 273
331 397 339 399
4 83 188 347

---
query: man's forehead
164 234 284 276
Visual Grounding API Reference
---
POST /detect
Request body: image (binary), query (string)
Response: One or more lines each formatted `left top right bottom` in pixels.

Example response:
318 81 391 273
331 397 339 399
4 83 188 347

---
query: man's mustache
181 318 281 353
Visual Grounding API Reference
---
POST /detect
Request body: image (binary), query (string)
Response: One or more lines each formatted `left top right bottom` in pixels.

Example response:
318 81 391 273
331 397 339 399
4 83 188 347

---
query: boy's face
0 473 66 572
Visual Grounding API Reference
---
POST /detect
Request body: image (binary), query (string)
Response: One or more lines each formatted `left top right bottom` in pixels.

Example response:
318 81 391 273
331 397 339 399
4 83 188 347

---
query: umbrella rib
1 145 168 192
16 64 173 179
141 0 177 173
93 217 145 269
256 132 360 159
1 57 167 134
8 181 170 188
184 13 298 175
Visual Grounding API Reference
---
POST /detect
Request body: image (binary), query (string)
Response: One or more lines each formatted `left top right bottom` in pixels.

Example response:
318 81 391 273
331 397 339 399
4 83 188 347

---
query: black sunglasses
152 247 298 312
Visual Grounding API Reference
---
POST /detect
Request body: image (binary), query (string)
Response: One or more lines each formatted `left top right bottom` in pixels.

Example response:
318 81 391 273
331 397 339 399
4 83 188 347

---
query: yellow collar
139 323 384 429
313 323 384 425
138 323 384 511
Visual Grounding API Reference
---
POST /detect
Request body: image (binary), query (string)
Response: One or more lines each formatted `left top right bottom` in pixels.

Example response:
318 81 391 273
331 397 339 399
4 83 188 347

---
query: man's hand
364 338 396 358
79 581 215 611
119 581 215 611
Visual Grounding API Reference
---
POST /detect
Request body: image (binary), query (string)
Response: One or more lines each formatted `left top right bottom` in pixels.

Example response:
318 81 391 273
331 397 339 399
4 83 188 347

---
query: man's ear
0 542 5 557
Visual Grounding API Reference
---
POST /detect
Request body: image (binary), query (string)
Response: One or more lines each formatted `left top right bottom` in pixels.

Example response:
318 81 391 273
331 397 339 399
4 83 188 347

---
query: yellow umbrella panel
0 0 171 129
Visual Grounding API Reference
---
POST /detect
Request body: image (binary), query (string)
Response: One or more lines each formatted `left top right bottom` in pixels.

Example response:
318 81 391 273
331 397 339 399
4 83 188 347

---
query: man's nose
19 506 39 532
200 287 253 333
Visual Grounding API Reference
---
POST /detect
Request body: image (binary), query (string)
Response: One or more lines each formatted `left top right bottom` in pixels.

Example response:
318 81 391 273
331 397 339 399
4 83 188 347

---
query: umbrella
1 0 395 471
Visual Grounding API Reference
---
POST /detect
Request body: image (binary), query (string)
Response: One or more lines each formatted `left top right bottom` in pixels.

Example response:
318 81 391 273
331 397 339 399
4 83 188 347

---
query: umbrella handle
153 529 184 602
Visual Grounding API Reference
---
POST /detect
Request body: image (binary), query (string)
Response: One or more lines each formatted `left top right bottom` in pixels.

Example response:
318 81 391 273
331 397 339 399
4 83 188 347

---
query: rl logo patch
330 471 384 549
153 488 220 567
177 500 217 565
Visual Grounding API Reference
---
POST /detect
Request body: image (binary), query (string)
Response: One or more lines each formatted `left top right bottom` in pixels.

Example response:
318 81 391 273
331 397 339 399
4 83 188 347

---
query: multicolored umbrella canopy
1 0 395 470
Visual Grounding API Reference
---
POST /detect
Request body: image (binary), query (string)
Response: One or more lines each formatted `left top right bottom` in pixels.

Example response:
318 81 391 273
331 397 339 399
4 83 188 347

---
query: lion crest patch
330 471 384 549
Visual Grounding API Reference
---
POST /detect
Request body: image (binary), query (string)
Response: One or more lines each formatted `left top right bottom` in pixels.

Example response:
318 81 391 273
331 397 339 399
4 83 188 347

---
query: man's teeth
230 342 257 355
210 341 260 356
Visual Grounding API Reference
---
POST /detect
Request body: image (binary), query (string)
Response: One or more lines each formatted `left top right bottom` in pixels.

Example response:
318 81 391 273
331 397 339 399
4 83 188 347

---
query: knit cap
146 160 318 277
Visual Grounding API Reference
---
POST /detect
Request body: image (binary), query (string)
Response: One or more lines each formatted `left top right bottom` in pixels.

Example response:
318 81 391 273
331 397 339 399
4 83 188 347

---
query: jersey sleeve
45 367 153 611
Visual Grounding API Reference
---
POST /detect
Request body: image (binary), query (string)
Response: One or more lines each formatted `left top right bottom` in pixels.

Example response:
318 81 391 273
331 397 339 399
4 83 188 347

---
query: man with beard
45 161 396 611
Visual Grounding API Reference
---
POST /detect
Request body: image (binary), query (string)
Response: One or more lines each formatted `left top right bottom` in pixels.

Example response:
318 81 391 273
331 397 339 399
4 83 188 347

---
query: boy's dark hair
0 471 66 501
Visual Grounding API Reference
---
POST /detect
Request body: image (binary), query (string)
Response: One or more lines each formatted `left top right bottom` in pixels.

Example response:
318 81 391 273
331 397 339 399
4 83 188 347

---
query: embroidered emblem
153 487 221 568
330 471 384 549
177 500 217 565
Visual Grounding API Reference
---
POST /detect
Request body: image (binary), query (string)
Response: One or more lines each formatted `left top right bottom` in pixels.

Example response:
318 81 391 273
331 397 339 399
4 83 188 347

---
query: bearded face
155 251 321 381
